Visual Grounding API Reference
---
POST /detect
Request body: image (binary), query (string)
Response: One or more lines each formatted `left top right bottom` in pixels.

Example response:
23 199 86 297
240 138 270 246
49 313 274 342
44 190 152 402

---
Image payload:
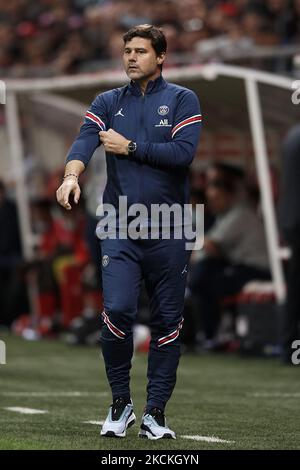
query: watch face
128 141 137 152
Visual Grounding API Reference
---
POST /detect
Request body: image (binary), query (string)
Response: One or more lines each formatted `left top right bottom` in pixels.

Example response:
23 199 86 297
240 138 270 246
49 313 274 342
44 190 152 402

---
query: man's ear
157 52 166 66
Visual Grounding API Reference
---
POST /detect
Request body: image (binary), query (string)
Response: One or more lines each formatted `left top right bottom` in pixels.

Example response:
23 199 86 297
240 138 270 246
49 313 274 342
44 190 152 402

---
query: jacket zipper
139 93 145 204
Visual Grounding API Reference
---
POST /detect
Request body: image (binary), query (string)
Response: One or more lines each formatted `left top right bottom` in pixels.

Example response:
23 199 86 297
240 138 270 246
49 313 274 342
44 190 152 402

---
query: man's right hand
56 176 81 210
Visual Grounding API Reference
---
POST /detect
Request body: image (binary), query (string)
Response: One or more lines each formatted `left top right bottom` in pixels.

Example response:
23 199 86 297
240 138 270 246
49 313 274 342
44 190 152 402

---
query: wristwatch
127 141 137 155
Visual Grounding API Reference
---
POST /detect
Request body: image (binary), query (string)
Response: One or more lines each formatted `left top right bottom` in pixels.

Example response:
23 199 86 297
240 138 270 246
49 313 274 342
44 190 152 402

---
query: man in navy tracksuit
56 25 201 439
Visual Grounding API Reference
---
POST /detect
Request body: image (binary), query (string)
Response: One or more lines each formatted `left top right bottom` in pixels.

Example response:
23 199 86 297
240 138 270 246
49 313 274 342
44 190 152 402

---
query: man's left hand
99 129 130 155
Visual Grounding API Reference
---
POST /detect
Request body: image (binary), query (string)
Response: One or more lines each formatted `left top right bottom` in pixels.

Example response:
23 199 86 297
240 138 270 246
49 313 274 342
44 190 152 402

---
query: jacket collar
128 74 167 96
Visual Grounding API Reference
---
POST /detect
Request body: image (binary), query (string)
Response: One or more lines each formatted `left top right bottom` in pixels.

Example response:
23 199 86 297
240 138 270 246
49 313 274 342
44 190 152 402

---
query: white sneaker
138 407 176 440
101 397 136 438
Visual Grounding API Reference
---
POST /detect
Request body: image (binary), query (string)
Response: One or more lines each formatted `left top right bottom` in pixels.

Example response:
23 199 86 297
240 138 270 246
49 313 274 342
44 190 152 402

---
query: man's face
206 183 234 214
123 37 165 81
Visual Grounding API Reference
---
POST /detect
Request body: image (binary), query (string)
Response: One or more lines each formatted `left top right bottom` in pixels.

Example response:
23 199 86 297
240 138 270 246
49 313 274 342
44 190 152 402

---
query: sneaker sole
101 412 136 438
138 427 176 440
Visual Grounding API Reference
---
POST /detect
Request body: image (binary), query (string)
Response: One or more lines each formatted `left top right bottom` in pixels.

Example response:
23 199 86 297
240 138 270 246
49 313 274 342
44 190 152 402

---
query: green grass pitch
0 332 299 450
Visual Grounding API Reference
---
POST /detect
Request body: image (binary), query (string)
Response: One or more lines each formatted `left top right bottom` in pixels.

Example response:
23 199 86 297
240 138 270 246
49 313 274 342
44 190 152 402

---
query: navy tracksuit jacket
67 74 202 411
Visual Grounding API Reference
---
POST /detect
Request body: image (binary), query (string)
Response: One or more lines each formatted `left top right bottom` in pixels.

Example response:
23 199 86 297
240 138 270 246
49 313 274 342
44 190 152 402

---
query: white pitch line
251 392 300 398
83 420 104 425
0 391 108 397
4 407 49 415
181 435 234 444
82 421 234 444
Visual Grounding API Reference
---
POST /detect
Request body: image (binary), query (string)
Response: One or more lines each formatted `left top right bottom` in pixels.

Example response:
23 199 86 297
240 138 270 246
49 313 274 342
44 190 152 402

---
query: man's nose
128 52 137 61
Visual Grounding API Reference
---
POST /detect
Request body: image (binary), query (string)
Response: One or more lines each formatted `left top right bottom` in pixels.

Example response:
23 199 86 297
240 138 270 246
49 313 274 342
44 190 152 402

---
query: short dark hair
123 24 167 69
212 162 245 181
0 180 5 194
208 163 245 194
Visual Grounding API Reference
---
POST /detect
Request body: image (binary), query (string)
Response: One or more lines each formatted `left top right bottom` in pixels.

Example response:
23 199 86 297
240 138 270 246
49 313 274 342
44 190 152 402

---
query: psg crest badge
158 105 169 115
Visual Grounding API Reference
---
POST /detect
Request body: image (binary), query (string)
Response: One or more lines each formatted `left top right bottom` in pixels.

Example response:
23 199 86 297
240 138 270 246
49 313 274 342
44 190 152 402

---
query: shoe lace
149 407 165 427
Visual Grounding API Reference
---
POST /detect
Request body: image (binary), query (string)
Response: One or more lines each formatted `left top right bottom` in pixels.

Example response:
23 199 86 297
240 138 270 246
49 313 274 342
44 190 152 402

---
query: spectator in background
280 125 300 363
0 180 26 327
264 0 296 44
189 163 270 348
29 198 90 325
0 0 298 77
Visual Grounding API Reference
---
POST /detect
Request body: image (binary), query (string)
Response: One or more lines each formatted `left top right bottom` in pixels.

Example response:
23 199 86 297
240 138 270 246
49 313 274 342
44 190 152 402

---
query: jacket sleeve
66 93 108 167
134 89 202 169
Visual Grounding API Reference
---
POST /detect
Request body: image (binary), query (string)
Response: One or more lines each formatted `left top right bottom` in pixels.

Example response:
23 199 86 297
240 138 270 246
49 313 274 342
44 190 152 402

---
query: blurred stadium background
0 0 300 450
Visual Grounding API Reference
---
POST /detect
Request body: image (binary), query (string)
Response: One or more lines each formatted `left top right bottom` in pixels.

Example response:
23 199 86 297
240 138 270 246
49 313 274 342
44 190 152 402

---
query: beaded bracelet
63 173 78 181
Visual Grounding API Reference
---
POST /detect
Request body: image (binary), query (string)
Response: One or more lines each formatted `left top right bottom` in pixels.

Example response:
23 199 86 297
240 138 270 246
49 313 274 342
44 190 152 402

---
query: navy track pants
99 236 190 412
